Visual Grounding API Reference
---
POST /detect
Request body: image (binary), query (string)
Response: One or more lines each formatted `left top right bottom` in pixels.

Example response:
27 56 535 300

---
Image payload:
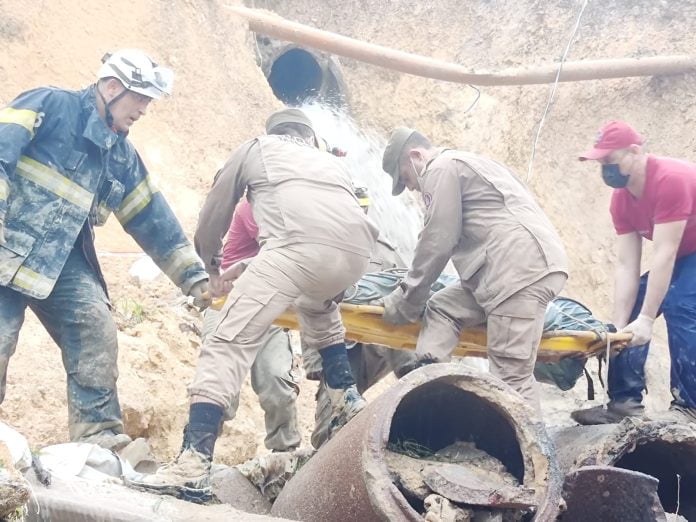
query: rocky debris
424 464 536 509
424 494 474 521
0 441 29 519
385 441 529 520
236 448 316 503
211 466 273 515
0 469 29 519
385 450 433 498
433 442 513 480
119 437 159 474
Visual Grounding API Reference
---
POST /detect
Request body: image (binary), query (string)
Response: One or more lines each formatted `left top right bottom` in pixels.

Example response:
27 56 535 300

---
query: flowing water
301 101 424 265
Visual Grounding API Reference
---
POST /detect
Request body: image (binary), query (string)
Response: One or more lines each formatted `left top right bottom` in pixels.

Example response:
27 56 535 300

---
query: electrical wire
676 473 682 517
604 327 612 407
526 0 590 182
464 84 481 113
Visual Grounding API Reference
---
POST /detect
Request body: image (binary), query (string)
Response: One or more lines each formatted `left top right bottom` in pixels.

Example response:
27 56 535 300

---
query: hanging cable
526 0 590 182
464 84 481 114
676 473 682 518
604 326 612 407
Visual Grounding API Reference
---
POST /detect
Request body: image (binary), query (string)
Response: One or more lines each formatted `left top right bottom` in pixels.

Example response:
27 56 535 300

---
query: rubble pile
386 440 531 522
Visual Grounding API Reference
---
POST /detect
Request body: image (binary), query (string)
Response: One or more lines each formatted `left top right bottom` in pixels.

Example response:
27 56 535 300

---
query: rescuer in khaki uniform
380 127 568 412
132 109 379 502
200 198 301 452
305 194 418 449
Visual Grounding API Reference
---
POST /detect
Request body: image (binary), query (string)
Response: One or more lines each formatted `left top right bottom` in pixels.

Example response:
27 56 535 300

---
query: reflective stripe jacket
0 85 206 299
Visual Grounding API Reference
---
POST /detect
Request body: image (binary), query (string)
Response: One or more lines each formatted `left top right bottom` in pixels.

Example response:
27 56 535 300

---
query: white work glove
380 290 414 326
621 314 655 347
0 216 5 245
189 279 212 310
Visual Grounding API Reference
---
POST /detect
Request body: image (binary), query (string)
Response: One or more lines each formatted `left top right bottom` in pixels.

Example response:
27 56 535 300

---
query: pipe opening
385 382 528 516
272 366 559 522
257 37 348 106
614 440 696 519
268 48 323 105
388 382 525 481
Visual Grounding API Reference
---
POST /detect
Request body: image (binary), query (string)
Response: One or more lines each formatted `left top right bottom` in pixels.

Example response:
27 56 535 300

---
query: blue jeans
609 251 696 408
0 247 122 439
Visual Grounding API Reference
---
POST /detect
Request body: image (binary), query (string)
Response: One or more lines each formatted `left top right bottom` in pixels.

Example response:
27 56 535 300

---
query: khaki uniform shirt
399 149 568 315
195 135 379 274
368 237 404 272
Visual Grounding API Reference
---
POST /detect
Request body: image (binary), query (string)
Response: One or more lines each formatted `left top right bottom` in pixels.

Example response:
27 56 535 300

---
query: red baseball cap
579 120 644 161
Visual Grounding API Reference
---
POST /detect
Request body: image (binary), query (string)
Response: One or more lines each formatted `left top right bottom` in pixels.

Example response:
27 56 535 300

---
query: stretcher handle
340 303 384 315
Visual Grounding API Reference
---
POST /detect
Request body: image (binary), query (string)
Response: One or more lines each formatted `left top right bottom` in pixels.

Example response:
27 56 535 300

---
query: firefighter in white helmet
96 49 174 128
0 49 208 450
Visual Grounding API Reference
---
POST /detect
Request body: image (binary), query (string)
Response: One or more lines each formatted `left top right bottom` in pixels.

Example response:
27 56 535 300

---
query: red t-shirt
221 199 260 270
610 155 696 258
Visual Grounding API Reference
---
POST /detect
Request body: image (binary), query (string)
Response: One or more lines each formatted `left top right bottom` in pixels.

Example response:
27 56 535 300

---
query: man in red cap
573 120 696 425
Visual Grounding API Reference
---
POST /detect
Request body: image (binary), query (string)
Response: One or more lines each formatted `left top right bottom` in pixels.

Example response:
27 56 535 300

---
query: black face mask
601 163 629 188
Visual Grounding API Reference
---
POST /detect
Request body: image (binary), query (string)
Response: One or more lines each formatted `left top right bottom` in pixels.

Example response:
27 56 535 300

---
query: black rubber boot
320 343 366 438
571 400 645 425
128 403 223 504
319 343 357 390
183 401 224 456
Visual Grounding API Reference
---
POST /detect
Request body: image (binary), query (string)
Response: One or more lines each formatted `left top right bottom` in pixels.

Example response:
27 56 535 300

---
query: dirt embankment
2 0 695 464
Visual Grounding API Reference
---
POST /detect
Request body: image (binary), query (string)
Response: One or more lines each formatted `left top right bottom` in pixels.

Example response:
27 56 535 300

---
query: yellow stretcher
273 303 632 363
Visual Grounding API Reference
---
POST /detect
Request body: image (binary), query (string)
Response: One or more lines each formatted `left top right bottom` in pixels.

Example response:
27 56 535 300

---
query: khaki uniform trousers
189 243 369 413
201 310 301 451
417 272 567 413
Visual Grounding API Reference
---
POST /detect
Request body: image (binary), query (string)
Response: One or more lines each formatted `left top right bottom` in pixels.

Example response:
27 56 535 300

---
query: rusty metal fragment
424 464 537 509
560 465 666 522
553 419 696 520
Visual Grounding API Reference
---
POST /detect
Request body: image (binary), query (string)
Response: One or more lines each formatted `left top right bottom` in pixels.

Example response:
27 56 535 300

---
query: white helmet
98 49 173 99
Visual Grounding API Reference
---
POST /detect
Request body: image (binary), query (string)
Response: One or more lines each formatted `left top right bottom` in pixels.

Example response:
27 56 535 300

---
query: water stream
301 101 424 265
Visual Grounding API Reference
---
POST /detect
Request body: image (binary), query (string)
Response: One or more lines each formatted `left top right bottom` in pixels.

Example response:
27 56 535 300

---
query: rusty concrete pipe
553 420 696 520
271 364 563 521
254 37 348 106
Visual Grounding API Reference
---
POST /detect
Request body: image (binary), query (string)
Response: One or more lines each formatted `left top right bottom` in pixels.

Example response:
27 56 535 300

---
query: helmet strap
96 82 128 130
